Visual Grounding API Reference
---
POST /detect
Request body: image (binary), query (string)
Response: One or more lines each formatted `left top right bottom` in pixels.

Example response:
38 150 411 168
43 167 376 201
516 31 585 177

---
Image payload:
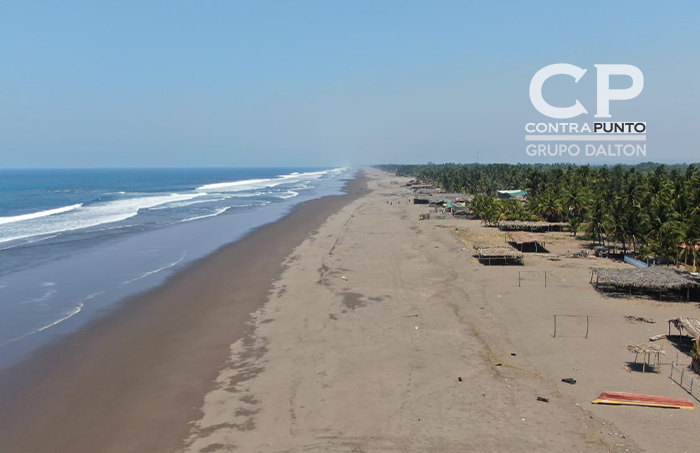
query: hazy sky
0 1 698 167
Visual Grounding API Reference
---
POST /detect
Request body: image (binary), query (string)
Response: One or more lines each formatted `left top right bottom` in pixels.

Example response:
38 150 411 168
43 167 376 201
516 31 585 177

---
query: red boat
592 392 694 410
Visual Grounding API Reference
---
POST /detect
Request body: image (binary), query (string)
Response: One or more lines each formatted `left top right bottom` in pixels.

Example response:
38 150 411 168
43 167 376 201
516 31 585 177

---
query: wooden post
544 271 547 288
642 352 649 373
518 271 521 287
585 315 589 339
553 315 557 338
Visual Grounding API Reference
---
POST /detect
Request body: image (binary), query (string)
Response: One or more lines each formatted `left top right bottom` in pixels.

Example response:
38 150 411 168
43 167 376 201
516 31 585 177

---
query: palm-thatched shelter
627 344 665 373
669 317 700 340
475 246 523 265
498 221 568 232
591 267 700 301
668 317 700 374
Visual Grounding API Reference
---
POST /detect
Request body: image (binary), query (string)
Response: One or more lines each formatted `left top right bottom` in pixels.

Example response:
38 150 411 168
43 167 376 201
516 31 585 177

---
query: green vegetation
378 163 700 268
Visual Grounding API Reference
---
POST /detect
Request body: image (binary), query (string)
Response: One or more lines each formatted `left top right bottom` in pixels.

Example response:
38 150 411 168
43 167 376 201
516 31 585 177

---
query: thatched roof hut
498 221 568 232
627 344 665 373
591 267 700 301
475 246 523 265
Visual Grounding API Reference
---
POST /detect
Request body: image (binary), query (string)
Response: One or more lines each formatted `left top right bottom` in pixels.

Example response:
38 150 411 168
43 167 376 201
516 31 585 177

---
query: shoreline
0 171 368 453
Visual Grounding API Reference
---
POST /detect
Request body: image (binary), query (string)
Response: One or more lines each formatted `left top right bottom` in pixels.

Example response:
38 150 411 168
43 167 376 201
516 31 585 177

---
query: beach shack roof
627 344 665 355
498 221 569 232
475 246 523 258
497 190 528 199
507 231 546 245
474 246 523 265
592 267 700 291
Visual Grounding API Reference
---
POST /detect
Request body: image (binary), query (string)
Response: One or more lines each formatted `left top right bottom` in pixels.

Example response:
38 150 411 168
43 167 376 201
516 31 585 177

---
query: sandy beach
2 169 698 453
182 169 698 453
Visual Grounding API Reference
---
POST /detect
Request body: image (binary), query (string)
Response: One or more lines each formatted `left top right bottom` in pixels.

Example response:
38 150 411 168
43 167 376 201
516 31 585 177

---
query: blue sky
0 1 698 167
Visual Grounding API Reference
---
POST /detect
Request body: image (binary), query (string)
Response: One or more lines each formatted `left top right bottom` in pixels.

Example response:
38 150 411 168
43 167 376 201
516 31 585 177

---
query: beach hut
591 267 700 301
474 246 524 265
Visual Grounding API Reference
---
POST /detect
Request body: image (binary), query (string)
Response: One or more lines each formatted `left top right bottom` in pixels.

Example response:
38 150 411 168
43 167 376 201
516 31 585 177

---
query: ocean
0 167 351 370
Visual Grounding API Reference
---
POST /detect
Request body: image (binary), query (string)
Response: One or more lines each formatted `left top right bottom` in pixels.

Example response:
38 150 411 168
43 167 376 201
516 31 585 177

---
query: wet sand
0 172 367 453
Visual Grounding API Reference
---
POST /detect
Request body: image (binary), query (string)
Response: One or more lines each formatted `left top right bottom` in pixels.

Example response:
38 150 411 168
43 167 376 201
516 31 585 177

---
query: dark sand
0 172 366 453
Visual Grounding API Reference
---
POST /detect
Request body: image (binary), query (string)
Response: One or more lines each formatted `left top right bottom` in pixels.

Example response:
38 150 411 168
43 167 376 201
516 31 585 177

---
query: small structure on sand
498 221 568 232
591 267 700 301
627 344 665 373
507 231 549 253
668 317 700 375
474 246 523 265
668 317 700 340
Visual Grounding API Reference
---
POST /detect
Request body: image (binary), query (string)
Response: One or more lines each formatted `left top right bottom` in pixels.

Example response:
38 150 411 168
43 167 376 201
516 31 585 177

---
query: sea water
0 167 351 369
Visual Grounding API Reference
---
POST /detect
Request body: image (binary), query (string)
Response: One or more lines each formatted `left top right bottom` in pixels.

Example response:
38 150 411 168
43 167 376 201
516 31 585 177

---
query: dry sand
180 169 699 452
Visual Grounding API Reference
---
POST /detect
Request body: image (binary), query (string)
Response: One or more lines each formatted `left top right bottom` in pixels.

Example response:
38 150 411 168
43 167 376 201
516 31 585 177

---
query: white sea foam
276 190 299 199
180 207 231 223
227 191 269 198
0 193 204 244
0 204 83 226
121 251 187 286
0 296 92 347
196 168 343 193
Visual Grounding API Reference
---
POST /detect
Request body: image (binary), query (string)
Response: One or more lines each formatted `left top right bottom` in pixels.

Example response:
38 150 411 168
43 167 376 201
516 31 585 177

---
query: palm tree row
378 163 700 268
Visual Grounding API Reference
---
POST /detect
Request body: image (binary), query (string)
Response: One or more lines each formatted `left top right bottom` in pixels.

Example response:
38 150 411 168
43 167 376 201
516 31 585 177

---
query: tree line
377 163 700 269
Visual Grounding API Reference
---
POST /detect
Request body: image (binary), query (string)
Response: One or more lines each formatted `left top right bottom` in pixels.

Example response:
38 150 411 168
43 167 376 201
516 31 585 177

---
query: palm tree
640 221 680 264
678 215 700 271
586 196 607 244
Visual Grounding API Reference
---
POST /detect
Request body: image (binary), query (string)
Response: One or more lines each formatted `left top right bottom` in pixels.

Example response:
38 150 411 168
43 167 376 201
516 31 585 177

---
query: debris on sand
625 315 655 324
